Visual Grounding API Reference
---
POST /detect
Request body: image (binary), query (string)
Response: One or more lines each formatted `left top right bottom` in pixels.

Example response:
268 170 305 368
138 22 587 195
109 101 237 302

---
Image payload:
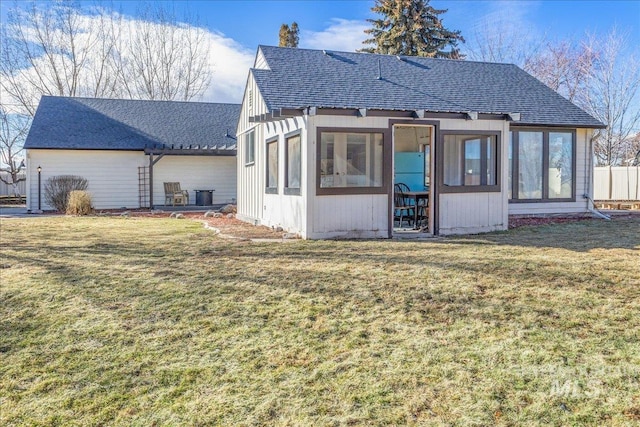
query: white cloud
1 7 254 110
472 0 540 36
462 0 544 63
301 18 369 52
202 32 254 103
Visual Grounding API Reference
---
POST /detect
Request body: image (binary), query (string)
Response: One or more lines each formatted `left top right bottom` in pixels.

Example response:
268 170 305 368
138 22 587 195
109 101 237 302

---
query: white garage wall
27 149 145 210
26 149 237 211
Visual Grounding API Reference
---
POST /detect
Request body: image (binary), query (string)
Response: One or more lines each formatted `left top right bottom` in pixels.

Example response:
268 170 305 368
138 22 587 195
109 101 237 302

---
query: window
245 130 255 165
548 132 573 199
440 132 500 192
518 131 543 199
285 133 301 195
509 129 575 202
266 138 278 193
318 130 384 193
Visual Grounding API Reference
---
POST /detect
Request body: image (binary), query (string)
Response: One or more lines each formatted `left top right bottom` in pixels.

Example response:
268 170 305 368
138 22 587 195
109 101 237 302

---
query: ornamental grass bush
66 190 93 215
43 175 89 212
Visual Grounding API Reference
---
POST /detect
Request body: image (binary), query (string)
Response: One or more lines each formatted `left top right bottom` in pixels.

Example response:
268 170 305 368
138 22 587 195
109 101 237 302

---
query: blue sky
102 0 639 51
1 0 638 103
3 1 637 51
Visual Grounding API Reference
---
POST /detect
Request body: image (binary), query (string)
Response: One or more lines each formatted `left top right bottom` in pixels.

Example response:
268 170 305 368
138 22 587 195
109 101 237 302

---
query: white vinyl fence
594 166 640 200
0 173 26 196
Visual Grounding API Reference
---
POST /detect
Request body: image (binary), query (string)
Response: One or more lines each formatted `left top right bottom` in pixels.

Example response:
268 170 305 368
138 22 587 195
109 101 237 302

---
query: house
235 45 605 239
24 96 240 211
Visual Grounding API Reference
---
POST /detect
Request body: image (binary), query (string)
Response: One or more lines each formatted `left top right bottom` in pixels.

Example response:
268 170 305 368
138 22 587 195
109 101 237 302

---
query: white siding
26 149 237 211
239 109 599 238
439 193 505 234
307 115 394 239
309 194 389 239
152 156 236 206
260 118 308 236
26 149 145 210
254 48 270 70
509 128 593 215
236 73 268 223
437 118 510 235
307 115 511 237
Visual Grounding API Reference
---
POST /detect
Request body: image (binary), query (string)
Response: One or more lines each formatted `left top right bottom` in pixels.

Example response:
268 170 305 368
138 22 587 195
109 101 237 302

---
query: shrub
66 190 93 215
44 175 88 212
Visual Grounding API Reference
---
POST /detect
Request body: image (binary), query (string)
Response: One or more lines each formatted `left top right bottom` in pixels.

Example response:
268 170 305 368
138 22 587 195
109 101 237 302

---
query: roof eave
510 122 607 129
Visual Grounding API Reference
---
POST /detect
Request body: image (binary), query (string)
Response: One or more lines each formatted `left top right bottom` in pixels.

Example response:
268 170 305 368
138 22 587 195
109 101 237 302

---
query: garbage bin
194 189 214 206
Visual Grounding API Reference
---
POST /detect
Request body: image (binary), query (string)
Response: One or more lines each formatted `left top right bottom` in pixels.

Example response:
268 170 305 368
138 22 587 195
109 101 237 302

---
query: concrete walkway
0 206 50 218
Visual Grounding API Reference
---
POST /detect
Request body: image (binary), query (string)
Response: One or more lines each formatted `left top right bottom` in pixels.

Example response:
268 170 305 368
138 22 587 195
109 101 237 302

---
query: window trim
438 130 502 194
265 136 278 194
316 127 391 196
509 128 576 203
245 129 255 166
284 130 302 196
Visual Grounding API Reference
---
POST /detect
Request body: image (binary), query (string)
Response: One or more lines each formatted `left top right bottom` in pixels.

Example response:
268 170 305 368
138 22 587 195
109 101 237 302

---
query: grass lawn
1 216 639 426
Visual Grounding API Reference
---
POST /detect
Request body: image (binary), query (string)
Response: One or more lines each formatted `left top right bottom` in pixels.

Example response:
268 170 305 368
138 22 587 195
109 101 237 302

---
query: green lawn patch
1 216 639 426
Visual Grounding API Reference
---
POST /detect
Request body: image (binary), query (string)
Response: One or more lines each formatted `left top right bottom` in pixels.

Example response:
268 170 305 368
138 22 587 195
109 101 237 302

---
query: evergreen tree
288 22 300 48
278 22 300 48
279 24 290 47
361 0 464 58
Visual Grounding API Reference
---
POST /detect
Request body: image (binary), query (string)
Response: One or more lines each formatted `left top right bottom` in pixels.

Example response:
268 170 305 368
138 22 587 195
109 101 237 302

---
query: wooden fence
593 166 640 201
0 173 26 196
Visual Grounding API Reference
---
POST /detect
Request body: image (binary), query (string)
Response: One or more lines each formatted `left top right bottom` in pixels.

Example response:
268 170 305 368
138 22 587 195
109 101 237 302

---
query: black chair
393 183 414 228
416 195 429 229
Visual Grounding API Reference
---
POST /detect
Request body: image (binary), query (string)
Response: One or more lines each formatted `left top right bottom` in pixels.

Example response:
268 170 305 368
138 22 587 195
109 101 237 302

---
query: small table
194 189 214 206
404 190 429 229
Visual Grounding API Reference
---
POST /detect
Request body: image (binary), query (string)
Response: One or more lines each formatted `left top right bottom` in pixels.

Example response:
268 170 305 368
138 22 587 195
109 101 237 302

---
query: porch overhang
144 145 237 209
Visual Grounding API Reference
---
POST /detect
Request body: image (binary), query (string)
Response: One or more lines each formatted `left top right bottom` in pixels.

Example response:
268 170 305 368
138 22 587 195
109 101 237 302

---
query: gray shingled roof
24 96 241 150
252 45 604 128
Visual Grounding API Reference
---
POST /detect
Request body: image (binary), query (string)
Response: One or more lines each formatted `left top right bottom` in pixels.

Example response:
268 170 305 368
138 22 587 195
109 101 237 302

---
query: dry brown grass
1 215 638 426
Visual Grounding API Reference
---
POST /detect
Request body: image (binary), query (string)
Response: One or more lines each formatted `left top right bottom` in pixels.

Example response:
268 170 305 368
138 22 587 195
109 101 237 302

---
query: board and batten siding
152 156 237 206
438 118 510 235
261 118 308 236
307 115 393 239
508 128 593 215
253 48 270 70
308 115 511 237
236 72 268 224
26 149 145 210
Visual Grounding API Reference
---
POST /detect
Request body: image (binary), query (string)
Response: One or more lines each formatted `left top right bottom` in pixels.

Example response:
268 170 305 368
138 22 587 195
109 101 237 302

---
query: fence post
608 165 612 200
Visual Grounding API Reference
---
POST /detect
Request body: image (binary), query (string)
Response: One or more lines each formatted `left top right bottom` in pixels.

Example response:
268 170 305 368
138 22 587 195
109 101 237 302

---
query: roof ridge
258 44 518 67
40 95 240 107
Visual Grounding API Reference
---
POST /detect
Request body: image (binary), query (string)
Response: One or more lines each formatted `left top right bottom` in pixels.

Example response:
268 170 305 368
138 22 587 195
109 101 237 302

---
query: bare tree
468 24 640 167
0 111 30 195
0 1 213 188
629 133 640 165
117 4 211 101
524 41 594 103
1 1 212 113
581 30 640 166
0 2 121 116
466 18 543 65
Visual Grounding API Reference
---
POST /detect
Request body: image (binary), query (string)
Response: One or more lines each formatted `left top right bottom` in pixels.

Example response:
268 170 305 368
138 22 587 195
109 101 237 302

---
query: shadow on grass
2 216 637 331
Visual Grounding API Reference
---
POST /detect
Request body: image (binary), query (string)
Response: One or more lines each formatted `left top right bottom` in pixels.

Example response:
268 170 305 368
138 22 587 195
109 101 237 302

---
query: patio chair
163 182 189 206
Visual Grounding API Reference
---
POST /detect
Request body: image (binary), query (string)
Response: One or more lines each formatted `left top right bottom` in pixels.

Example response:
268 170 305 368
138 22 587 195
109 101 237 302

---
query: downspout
585 130 610 220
